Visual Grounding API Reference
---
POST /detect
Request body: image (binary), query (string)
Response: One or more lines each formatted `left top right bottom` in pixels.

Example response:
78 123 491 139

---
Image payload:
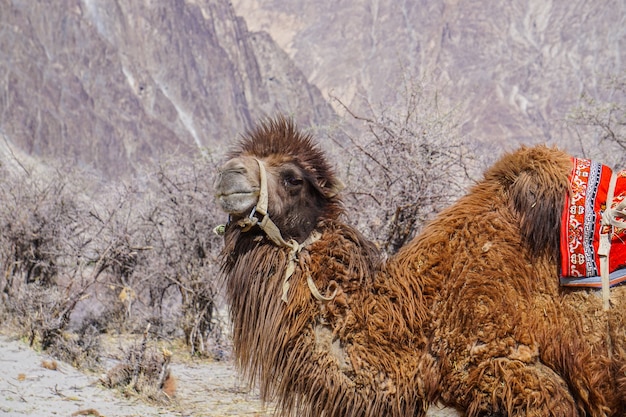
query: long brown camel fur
214 115 626 417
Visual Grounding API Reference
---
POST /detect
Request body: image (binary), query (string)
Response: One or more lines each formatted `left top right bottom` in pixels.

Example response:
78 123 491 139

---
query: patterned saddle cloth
560 157 626 287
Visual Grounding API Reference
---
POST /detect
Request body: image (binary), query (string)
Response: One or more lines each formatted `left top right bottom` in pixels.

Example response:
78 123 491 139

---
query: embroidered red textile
560 157 626 287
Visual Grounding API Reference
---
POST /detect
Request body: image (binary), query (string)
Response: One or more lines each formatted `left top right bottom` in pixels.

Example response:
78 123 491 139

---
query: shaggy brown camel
214 116 626 417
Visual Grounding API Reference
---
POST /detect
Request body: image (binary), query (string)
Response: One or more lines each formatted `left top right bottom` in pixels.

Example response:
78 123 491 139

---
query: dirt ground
0 334 459 417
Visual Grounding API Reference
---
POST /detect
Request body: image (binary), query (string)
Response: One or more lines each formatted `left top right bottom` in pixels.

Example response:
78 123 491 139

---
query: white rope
603 199 626 229
254 159 269 216
306 275 338 302
281 231 324 303
238 159 336 303
599 171 618 311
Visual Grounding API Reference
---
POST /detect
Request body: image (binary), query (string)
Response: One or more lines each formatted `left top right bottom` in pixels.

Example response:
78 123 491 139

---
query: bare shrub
137 157 228 357
75 155 229 357
9 282 101 369
101 325 175 402
0 161 104 367
567 73 626 167
331 75 476 254
84 182 158 334
0 149 229 362
0 166 78 291
45 317 103 370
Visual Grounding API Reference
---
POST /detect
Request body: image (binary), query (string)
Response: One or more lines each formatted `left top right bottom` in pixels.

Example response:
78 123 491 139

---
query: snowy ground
0 334 271 417
0 335 458 417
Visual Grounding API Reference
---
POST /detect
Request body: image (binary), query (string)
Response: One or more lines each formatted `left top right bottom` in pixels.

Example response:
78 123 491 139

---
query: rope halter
598 171 626 311
224 158 337 303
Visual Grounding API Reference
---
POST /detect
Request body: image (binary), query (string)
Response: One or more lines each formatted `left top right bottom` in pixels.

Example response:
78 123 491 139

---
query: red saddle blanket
560 157 626 287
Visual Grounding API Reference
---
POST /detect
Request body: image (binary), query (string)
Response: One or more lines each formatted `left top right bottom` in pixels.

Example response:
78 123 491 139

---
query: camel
213 115 626 416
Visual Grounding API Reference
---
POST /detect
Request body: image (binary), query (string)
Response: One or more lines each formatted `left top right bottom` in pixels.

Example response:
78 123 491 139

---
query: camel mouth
214 156 267 216
215 189 260 215
215 189 257 198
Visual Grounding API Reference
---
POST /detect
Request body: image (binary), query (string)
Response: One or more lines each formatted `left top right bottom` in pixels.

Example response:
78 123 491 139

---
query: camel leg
463 357 578 417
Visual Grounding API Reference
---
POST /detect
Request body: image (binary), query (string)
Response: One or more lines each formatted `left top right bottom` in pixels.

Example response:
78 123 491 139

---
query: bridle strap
250 159 334 303
598 171 619 311
253 159 296 248
255 158 269 217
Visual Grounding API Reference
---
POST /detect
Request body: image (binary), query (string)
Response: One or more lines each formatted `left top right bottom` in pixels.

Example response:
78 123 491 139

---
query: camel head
214 116 344 242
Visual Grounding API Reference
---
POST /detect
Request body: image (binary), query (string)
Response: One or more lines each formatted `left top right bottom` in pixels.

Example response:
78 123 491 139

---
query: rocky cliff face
0 0 335 178
2 0 625 178
232 0 626 163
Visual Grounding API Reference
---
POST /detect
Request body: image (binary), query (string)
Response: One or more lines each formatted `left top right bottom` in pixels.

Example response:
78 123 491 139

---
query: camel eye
284 175 303 187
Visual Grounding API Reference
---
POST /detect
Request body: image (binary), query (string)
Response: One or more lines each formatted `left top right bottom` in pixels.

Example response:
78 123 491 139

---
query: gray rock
0 0 335 178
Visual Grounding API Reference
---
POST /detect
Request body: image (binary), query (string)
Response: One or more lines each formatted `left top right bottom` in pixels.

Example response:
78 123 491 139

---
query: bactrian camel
213 116 626 416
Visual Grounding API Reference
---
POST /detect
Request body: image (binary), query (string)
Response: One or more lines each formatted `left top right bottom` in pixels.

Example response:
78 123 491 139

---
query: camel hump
484 145 572 188
485 145 572 256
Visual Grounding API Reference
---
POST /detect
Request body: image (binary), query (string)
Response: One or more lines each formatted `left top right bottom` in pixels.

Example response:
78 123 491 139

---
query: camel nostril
219 166 246 176
218 158 254 177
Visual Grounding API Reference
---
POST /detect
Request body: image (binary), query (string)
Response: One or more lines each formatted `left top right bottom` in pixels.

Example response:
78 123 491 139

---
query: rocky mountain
0 0 336 178
232 0 626 165
2 0 625 179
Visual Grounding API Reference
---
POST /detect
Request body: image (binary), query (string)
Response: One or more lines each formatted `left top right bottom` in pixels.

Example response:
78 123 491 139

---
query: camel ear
324 179 345 198
509 170 564 256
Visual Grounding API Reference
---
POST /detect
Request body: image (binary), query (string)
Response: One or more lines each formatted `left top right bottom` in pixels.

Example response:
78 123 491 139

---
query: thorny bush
331 76 477 255
567 73 626 168
0 153 227 373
